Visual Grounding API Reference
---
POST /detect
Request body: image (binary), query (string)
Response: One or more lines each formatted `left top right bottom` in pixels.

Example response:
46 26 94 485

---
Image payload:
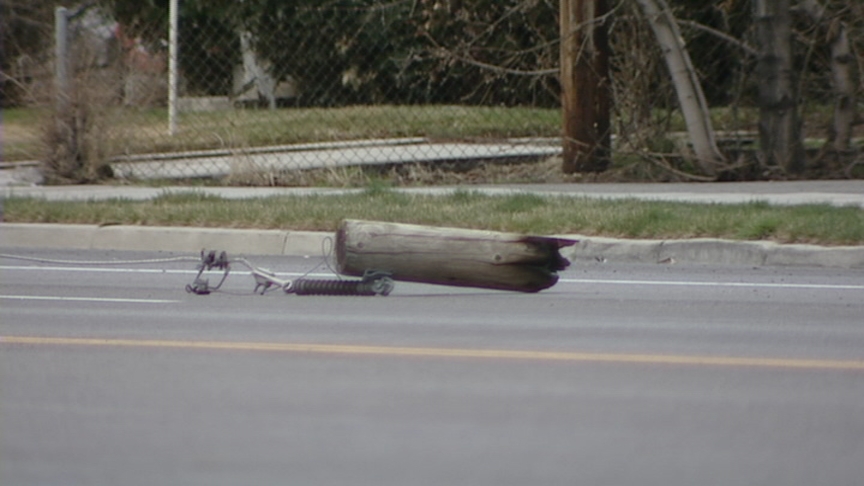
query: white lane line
0 295 180 304
0 265 336 278
558 278 864 290
0 265 196 274
2 265 862 291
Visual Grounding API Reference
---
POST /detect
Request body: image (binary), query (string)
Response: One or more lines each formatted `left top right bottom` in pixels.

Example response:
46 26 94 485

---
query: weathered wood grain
336 220 577 292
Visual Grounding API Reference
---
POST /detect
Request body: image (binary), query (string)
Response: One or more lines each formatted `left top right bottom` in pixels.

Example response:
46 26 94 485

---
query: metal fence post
54 6 69 112
168 0 179 136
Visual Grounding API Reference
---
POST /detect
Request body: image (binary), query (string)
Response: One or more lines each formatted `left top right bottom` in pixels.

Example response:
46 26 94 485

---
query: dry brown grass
223 156 599 188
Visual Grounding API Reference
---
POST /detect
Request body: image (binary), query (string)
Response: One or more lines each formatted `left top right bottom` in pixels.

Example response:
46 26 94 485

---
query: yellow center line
2 335 863 371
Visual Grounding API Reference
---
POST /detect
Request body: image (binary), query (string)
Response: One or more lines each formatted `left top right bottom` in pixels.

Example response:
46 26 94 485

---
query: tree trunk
634 0 725 176
559 0 612 174
829 23 855 152
753 0 805 173
798 0 856 153
335 220 576 293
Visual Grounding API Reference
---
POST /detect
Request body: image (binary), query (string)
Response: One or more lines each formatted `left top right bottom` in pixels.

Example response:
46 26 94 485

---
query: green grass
1 104 561 162
2 107 46 124
93 105 559 155
2 107 47 161
3 103 848 164
5 190 863 245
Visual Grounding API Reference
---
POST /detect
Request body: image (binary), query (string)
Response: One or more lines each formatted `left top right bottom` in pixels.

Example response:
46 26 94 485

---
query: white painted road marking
2 265 863 290
0 295 180 304
559 278 864 290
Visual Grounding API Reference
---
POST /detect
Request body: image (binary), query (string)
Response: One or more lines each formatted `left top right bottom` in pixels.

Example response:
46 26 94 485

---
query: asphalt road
2 249 864 486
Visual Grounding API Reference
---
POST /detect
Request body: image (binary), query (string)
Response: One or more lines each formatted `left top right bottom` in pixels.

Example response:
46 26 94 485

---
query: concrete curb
3 223 864 269
0 223 331 257
564 236 864 268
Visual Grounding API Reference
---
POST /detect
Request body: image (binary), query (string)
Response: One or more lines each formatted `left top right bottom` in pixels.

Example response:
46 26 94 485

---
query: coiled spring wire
187 250 393 297
291 270 394 296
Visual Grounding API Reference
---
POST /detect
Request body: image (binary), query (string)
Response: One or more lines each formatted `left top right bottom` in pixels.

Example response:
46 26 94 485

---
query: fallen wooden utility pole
335 220 577 293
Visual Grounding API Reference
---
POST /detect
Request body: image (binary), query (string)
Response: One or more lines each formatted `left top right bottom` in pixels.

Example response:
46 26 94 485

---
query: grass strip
0 105 562 162
4 189 863 246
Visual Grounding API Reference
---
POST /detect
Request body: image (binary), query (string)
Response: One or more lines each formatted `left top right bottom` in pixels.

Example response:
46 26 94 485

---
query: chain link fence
3 0 862 183
29 0 568 183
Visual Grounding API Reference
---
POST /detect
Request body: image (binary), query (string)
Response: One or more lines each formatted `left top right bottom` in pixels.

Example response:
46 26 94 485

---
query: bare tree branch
422 30 559 77
640 153 718 182
677 19 758 57
423 5 617 79
429 49 559 76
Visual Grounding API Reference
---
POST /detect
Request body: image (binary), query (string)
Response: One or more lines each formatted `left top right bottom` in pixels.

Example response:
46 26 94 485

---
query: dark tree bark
797 0 857 152
559 0 612 174
753 0 806 173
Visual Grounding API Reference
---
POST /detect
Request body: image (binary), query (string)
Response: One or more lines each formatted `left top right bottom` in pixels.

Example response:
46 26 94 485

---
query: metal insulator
186 250 230 295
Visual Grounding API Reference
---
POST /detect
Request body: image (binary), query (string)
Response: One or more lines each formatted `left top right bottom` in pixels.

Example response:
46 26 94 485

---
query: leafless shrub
40 39 123 184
